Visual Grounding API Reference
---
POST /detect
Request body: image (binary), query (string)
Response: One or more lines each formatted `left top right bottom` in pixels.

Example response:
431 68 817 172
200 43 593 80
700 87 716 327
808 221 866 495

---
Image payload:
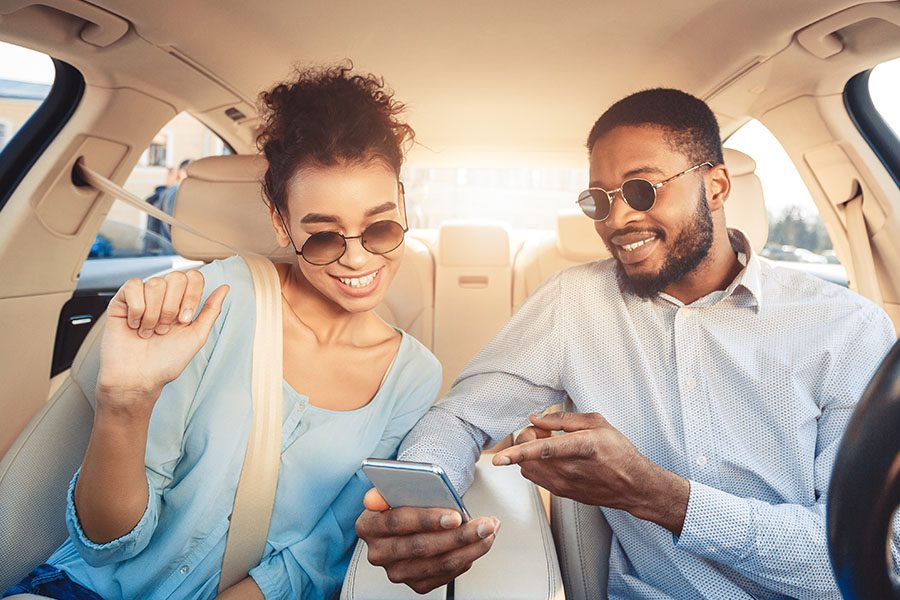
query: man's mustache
606 226 667 243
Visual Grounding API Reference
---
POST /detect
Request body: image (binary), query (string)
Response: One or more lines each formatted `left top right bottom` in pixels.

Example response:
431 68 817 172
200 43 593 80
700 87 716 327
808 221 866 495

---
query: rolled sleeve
65 468 158 567
249 557 296 600
675 480 752 562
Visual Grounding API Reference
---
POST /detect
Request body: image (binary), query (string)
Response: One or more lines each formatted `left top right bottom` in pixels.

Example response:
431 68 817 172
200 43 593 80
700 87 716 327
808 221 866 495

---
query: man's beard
613 186 714 299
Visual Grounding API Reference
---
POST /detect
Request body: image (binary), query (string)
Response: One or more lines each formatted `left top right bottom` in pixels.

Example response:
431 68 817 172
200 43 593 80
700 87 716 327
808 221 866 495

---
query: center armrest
340 455 563 600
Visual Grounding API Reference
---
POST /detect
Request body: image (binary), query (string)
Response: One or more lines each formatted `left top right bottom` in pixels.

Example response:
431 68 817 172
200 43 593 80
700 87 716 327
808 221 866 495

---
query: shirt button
696 455 708 467
179 565 189 575
687 377 697 388
705 546 717 553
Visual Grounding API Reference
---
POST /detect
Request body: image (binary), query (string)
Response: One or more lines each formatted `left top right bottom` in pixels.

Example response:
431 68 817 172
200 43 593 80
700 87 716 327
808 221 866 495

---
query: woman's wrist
95 386 160 422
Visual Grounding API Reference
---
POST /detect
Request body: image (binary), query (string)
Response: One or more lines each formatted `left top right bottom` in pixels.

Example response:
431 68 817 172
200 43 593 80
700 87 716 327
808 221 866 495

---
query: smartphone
361 458 472 522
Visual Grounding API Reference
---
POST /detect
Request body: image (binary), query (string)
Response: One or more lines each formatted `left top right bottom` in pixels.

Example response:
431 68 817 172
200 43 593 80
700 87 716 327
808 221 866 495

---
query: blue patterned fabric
400 230 896 599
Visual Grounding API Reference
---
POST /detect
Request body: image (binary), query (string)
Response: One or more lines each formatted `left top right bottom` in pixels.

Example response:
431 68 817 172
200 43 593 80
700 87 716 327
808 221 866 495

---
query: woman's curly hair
257 63 415 212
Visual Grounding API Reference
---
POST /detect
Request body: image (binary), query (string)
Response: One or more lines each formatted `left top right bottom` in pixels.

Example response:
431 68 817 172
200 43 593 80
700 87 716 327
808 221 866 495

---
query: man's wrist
629 464 690 535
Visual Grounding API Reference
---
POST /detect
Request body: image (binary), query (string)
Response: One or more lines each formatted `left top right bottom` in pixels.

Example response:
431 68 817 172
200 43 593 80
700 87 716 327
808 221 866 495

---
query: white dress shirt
399 230 895 599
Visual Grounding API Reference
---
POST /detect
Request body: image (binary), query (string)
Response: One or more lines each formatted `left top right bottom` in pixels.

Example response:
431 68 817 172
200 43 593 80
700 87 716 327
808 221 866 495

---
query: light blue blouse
47 255 442 599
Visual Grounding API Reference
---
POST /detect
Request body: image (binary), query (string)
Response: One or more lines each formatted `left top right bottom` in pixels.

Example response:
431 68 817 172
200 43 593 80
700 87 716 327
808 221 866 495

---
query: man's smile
610 232 662 265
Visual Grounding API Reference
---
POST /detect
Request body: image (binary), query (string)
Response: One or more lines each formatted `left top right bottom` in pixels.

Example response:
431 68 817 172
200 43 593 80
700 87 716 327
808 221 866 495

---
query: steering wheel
828 339 900 599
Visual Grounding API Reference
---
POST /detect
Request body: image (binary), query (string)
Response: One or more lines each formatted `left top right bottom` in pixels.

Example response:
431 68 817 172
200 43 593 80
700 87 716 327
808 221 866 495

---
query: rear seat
512 210 610 312
432 222 517 393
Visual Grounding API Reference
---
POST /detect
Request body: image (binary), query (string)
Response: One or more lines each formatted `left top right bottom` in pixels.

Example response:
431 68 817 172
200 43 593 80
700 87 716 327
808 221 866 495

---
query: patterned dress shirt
399 230 896 599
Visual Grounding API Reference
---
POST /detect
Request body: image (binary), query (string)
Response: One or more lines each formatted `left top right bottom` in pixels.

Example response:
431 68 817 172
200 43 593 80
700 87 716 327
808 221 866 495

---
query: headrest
723 148 767 253
555 209 610 262
437 222 510 267
172 155 294 261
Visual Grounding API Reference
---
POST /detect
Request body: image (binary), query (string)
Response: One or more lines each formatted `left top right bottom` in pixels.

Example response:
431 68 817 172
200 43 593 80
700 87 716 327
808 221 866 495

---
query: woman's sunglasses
576 162 713 221
275 183 409 266
293 219 408 265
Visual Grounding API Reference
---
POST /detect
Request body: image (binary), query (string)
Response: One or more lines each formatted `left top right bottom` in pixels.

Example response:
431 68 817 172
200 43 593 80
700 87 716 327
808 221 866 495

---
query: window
143 132 171 167
85 112 232 263
0 42 54 148
401 166 586 229
724 119 848 286
0 41 76 212
869 57 900 141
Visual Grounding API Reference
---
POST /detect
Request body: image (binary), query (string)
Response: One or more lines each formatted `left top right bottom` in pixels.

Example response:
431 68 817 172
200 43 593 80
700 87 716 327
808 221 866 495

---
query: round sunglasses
576 161 713 221
292 219 408 265
274 184 408 265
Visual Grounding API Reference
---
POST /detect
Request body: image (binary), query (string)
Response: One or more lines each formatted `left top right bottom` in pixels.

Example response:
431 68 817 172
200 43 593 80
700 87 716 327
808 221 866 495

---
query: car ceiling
1 0 898 166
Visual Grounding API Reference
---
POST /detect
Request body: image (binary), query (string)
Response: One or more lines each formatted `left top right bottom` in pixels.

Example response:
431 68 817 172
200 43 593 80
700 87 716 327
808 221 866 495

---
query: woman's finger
118 278 146 329
189 284 229 341
139 277 167 338
178 269 205 324
157 271 188 333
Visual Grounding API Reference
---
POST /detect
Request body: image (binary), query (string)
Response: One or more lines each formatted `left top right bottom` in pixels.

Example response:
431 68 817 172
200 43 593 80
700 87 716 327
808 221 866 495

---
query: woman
5 65 441 599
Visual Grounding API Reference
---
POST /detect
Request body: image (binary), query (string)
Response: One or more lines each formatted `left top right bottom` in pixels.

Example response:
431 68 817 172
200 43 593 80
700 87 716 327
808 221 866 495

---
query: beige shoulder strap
219 253 284 590
76 162 284 590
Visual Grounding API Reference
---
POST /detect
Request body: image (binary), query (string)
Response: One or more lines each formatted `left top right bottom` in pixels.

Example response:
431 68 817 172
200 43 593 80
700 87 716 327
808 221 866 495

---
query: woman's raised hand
97 270 229 411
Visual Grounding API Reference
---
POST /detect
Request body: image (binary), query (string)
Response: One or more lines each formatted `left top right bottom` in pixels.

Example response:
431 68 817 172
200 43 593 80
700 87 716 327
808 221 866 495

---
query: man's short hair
586 88 724 166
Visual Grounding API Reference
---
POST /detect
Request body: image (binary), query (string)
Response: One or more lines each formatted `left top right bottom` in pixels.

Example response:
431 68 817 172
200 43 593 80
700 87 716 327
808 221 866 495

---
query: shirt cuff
65 468 156 566
674 480 754 564
249 556 290 600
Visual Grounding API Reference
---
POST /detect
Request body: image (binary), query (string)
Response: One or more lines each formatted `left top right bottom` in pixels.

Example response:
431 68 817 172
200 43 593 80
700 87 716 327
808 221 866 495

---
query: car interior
0 1 898 598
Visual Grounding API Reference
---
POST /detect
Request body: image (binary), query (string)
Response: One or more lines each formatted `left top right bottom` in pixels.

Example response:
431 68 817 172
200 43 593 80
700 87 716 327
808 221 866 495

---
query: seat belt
219 253 283 590
842 186 885 308
75 161 283 591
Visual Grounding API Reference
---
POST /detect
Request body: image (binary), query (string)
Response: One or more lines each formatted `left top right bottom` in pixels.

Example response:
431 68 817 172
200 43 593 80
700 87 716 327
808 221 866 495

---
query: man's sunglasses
576 162 713 221
275 183 408 266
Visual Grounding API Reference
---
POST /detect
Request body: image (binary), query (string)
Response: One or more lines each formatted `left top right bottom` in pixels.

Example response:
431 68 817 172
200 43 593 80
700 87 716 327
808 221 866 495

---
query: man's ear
706 164 731 212
269 203 291 248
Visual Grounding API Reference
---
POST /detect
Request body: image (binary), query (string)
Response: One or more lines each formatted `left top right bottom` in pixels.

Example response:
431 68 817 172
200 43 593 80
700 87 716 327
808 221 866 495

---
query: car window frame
844 68 900 188
0 58 84 212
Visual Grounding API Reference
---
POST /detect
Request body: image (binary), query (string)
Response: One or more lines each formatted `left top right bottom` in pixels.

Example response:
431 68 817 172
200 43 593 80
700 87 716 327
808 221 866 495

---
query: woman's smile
331 267 383 297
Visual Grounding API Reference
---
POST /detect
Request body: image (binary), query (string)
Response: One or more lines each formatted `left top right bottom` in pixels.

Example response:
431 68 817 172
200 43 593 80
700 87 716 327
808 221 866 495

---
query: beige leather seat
0 154 436 589
432 221 515 392
548 147 769 600
512 209 611 312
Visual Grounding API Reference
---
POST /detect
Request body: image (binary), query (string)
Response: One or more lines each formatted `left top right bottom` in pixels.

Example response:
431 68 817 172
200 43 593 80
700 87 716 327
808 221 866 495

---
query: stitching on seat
345 541 363 597
529 484 556 599
575 503 589 598
0 378 77 480
555 497 579 599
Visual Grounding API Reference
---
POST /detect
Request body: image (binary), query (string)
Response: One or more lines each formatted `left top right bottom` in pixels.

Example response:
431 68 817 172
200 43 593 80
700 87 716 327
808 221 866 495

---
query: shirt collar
724 228 763 310
652 228 763 310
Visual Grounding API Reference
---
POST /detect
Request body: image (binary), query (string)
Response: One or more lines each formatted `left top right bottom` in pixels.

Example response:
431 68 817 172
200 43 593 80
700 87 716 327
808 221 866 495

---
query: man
355 89 896 598
147 158 191 241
